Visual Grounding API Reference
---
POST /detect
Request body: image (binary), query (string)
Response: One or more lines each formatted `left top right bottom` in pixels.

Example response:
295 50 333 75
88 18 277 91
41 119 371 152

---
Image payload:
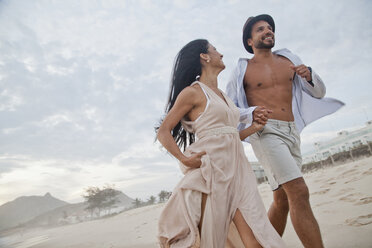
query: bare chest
244 60 294 91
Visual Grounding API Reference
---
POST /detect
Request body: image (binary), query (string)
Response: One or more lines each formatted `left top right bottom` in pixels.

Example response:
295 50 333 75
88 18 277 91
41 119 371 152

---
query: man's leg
268 187 289 236
282 177 324 248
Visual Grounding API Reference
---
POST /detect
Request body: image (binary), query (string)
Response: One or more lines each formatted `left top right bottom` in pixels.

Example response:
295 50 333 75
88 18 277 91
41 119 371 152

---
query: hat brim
243 14 275 54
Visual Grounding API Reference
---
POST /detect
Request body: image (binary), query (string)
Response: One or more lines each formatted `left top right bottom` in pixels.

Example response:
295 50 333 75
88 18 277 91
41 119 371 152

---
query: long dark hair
156 39 209 151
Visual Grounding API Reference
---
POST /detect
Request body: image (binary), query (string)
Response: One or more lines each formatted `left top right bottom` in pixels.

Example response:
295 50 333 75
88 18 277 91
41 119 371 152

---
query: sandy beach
1 157 371 248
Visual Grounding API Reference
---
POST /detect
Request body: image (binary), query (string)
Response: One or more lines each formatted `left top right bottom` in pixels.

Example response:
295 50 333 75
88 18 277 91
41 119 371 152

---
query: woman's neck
198 70 219 89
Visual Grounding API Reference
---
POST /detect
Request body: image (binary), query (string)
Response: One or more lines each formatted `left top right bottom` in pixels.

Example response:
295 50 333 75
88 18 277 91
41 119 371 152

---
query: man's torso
244 55 295 121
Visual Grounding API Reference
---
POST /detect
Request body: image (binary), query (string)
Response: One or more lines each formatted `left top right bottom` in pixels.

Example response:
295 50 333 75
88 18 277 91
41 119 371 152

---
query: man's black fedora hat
242 14 275 53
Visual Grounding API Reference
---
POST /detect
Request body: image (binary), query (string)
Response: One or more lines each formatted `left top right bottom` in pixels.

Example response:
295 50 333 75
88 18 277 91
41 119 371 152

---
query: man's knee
283 178 310 204
273 188 289 211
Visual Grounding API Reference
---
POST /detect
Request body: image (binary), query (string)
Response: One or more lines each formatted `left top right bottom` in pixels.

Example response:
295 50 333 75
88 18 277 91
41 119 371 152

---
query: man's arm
291 65 326 99
302 68 326 98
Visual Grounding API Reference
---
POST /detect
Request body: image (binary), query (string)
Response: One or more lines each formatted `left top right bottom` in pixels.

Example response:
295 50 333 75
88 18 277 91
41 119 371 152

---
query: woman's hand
157 86 200 164
181 151 206 168
253 106 273 124
239 121 265 140
251 121 264 132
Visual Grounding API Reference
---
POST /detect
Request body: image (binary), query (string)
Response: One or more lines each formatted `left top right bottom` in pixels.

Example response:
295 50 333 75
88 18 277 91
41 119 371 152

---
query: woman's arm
157 87 206 168
239 121 264 141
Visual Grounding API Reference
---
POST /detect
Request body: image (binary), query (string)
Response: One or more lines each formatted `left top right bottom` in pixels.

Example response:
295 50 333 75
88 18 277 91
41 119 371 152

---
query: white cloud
39 113 77 128
0 89 23 112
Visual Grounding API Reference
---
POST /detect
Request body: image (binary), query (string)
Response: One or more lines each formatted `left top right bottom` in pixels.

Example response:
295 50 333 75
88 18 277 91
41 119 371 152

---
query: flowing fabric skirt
158 133 285 248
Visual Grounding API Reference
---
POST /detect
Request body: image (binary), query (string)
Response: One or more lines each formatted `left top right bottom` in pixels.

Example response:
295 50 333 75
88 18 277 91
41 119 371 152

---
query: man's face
248 20 275 52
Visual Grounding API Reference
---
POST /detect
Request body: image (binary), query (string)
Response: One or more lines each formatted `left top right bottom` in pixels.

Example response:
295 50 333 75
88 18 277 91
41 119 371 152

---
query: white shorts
250 119 302 190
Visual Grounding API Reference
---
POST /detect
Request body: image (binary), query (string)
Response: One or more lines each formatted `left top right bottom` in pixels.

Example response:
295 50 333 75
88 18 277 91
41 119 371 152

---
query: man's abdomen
246 89 294 121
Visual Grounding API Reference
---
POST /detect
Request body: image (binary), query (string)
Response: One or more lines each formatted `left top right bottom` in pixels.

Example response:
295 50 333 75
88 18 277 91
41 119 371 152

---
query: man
226 14 344 247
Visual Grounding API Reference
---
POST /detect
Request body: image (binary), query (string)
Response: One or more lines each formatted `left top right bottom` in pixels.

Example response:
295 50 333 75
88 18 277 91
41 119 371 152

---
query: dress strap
191 81 210 108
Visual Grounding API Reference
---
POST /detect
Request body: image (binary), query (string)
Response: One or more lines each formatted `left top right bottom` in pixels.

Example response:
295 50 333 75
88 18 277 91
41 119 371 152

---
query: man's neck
251 49 274 63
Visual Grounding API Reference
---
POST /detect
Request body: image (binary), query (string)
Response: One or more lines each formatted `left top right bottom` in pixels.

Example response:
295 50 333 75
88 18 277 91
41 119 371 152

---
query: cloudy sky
0 0 371 205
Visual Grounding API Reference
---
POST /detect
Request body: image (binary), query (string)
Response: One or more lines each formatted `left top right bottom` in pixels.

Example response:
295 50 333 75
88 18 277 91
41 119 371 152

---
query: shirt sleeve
300 69 326 98
238 106 257 125
226 63 257 125
226 65 239 106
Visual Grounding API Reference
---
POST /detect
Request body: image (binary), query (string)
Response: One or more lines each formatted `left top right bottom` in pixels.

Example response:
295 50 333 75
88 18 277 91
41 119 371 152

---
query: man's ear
247 38 253 47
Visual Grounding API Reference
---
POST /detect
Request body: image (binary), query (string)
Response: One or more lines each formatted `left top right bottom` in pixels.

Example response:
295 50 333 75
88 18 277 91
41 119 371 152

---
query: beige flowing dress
158 81 285 248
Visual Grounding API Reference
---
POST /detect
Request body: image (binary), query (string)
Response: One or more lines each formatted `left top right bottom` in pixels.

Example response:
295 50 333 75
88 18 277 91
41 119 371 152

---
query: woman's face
206 43 225 70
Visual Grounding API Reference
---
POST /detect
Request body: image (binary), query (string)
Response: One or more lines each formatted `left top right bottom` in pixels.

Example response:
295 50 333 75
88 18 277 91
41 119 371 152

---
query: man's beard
254 40 275 50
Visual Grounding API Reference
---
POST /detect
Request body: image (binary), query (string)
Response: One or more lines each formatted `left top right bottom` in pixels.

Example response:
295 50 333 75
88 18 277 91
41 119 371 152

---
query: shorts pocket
292 128 301 145
256 126 266 137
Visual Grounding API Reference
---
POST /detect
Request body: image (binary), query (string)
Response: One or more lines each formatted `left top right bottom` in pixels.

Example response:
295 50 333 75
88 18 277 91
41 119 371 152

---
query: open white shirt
226 48 345 141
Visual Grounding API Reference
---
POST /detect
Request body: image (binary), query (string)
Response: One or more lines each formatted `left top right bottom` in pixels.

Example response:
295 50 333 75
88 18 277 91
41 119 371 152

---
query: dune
1 157 371 248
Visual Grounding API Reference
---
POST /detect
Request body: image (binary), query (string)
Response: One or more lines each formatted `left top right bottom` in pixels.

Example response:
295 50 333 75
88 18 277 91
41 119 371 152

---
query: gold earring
207 59 210 63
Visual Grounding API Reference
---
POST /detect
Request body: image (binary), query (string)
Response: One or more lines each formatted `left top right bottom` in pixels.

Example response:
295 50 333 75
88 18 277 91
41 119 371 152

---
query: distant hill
22 191 135 228
116 191 134 207
0 192 68 231
0 191 135 231
22 202 89 227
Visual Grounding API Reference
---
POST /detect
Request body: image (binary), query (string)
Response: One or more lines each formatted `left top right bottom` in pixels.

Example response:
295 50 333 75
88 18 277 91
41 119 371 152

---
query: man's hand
290 64 312 82
253 106 273 125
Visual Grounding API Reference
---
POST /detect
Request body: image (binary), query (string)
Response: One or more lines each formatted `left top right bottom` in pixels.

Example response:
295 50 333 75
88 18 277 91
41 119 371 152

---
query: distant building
303 121 372 163
251 121 372 179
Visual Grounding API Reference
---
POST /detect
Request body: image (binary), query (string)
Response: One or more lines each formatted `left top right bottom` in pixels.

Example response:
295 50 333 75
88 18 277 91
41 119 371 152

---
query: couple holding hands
156 14 344 248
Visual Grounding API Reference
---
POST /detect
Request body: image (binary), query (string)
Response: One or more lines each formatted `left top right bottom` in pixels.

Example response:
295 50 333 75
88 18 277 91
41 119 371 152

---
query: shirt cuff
307 66 314 87
239 106 257 125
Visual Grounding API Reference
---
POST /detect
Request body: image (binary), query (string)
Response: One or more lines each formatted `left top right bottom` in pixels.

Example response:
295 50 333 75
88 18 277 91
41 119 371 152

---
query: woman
156 39 285 248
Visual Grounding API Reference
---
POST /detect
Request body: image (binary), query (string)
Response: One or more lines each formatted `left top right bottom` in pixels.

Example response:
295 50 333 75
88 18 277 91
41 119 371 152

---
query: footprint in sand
332 188 355 197
355 197 372 206
315 201 333 207
345 177 360 184
320 181 336 188
322 209 334 214
336 168 359 180
345 214 372 226
362 168 372 176
339 193 363 203
314 177 335 183
311 189 330 195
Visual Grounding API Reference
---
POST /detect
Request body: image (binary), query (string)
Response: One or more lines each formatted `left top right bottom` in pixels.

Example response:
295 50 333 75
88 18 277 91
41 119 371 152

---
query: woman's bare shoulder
177 84 204 103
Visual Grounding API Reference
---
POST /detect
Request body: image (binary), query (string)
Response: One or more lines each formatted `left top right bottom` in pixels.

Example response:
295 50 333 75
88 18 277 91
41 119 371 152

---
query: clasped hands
253 106 272 125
